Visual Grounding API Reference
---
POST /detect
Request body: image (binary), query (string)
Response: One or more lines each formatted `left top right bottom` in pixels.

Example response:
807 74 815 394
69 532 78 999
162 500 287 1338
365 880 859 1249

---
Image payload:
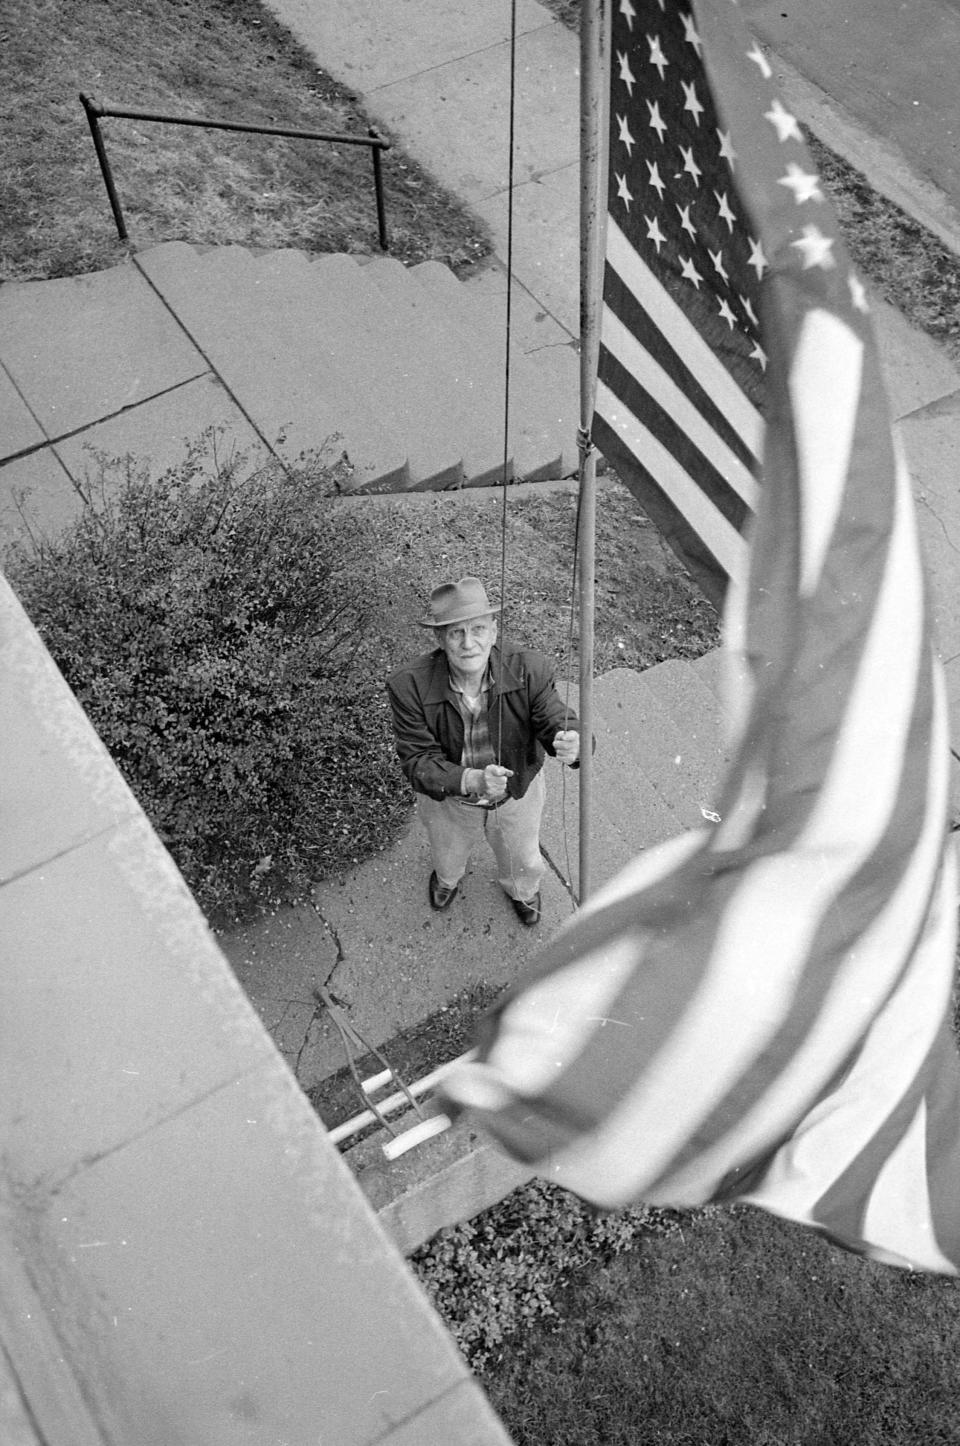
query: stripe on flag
595 0 770 604
442 0 960 1275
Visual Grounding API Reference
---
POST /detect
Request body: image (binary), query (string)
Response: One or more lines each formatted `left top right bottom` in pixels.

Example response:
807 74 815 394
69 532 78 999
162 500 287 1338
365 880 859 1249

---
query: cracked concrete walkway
220 760 579 1093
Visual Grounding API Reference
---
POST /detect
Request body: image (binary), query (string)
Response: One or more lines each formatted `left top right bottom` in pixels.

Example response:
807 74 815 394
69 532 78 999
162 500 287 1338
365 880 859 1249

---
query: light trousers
418 769 546 903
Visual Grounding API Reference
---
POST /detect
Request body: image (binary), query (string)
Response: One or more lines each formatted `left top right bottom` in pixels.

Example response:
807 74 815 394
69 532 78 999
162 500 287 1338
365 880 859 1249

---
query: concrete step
410 259 580 480
601 661 730 828
688 647 725 699
135 241 411 492
133 242 578 497
134 241 580 494
358 256 513 487
251 250 467 491
541 658 729 897
540 751 682 899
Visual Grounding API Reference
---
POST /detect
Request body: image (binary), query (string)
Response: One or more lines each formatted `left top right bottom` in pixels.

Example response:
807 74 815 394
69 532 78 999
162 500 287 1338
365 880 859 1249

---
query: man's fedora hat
419 576 501 628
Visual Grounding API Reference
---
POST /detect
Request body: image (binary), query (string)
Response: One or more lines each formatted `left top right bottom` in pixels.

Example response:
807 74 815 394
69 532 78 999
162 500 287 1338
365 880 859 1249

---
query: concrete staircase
135 242 580 492
540 652 730 901
0 243 580 546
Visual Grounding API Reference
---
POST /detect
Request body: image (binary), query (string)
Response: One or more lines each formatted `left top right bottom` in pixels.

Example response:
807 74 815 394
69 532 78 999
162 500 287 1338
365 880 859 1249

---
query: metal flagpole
577 0 607 903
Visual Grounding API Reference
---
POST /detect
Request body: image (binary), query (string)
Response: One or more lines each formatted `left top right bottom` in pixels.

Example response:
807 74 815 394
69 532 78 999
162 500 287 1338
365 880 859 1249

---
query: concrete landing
221 761 574 1096
223 656 730 1106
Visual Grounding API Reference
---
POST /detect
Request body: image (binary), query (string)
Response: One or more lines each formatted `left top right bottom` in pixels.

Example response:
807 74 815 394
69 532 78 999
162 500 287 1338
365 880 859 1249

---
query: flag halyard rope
325 0 584 1160
494 0 519 760
492 0 581 915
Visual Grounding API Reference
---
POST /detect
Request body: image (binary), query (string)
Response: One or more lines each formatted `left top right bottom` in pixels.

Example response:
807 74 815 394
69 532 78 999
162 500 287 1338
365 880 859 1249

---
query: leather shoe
510 892 542 928
429 871 459 911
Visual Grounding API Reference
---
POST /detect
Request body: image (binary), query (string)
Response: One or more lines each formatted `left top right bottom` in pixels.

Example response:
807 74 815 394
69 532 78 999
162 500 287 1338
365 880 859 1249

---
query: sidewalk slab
298 818 563 1090
224 811 566 1095
593 665 729 830
873 301 960 422
540 752 683 900
136 242 412 492
543 660 729 901
476 162 582 337
366 23 580 206
264 0 553 95
0 364 45 459
0 264 207 437
897 395 960 664
452 258 578 352
0 447 81 548
218 901 339 1084
53 374 269 487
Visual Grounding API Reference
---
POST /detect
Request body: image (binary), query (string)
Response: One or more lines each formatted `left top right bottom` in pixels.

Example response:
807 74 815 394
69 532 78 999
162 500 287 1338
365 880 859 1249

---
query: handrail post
80 93 127 241
369 128 389 251
78 94 391 250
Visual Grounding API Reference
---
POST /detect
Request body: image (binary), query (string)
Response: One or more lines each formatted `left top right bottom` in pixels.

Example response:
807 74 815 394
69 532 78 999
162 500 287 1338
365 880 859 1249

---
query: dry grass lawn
0 0 490 281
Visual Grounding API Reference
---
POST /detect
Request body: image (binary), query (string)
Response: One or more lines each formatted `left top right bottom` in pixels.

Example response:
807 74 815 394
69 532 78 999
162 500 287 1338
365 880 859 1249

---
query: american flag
442 0 960 1273
595 0 769 604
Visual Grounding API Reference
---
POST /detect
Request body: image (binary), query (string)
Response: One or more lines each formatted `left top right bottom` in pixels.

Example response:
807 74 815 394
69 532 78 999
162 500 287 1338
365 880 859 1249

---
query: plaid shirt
450 669 496 772
450 669 497 805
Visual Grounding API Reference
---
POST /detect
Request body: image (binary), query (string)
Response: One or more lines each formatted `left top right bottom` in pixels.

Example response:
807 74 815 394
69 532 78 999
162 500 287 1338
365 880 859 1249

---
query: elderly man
386 575 581 927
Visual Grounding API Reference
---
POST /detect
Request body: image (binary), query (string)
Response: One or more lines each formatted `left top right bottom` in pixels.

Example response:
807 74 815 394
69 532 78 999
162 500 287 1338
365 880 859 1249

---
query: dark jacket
386 642 580 802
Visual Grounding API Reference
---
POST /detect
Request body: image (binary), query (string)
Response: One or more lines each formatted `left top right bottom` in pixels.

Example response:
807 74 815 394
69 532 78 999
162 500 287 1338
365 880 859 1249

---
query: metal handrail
79 92 392 249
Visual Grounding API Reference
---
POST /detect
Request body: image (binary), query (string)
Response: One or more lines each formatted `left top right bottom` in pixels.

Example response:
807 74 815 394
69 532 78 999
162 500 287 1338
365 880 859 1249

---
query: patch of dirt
309 983 503 1133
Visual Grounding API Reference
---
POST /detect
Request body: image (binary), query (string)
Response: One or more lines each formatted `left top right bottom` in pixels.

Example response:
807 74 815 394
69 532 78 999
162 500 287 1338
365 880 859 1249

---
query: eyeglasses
444 621 494 645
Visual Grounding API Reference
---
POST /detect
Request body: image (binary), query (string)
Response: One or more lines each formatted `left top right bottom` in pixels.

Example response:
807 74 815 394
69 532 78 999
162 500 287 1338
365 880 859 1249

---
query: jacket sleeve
385 674 466 801
526 652 581 756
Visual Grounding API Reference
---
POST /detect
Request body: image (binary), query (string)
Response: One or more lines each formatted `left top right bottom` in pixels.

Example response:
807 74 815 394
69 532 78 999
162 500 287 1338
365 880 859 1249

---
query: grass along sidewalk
470 1199 960 1445
0 0 489 281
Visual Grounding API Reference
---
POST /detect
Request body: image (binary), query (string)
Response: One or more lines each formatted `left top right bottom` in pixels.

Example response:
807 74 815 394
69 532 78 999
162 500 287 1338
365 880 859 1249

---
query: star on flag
594 0 868 600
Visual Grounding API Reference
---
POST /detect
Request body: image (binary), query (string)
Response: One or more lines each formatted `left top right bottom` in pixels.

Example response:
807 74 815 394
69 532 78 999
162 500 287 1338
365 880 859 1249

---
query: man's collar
424 644 523 703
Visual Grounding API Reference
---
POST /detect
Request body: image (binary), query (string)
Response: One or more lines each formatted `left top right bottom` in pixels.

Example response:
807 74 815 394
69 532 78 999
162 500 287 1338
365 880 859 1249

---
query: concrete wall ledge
346 1108 534 1257
1 572 513 1446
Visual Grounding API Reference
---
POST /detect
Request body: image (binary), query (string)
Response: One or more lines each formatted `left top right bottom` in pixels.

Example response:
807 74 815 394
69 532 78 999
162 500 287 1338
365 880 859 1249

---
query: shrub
4 432 409 924
411 1178 683 1372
